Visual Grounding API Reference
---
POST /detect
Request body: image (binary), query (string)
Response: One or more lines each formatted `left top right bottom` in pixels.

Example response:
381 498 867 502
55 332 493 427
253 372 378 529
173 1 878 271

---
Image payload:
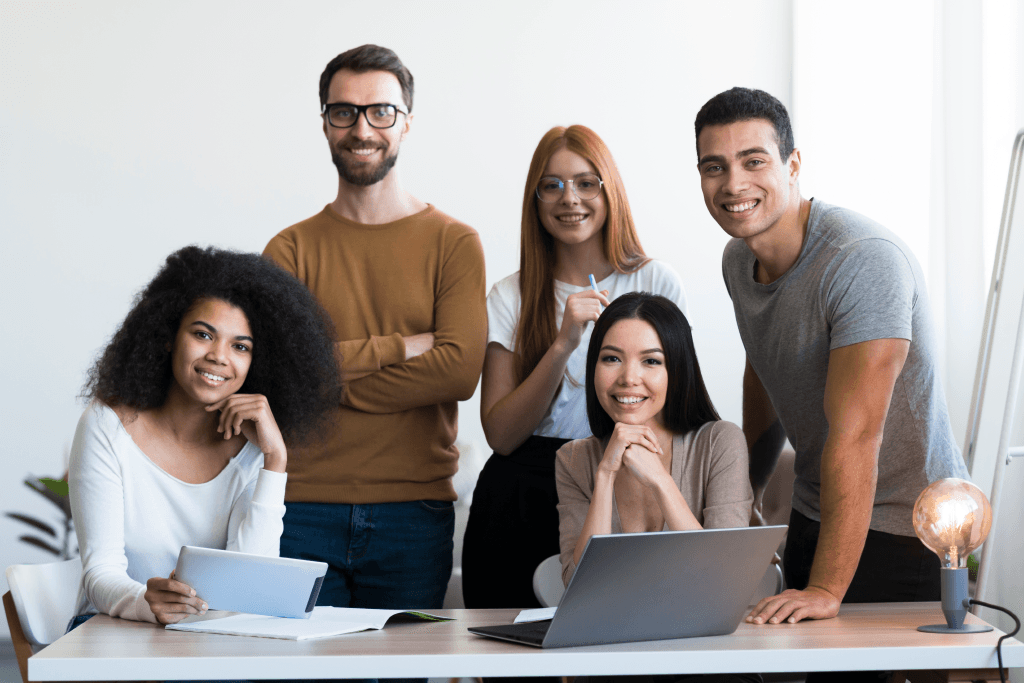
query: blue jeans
279 500 455 610
278 500 454 683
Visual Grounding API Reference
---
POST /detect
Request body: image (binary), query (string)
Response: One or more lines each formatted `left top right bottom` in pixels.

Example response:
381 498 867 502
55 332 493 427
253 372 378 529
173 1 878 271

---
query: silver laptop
468 525 787 648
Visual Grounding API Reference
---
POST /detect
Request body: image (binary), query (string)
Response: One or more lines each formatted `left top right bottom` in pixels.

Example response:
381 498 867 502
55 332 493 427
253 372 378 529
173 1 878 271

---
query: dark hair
585 292 720 439
319 44 414 112
83 246 343 445
694 87 795 161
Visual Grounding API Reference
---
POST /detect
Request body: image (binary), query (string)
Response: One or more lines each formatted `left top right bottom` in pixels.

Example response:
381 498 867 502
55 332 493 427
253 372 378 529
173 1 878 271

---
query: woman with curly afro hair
69 245 342 625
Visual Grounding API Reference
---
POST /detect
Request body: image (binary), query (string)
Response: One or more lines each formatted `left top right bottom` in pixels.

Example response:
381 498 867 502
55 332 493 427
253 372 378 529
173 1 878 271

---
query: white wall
0 0 793 632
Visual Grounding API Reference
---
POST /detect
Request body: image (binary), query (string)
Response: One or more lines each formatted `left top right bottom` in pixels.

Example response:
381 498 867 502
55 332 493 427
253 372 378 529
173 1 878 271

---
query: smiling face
594 318 668 428
536 147 608 250
323 69 410 187
169 298 253 406
696 118 800 243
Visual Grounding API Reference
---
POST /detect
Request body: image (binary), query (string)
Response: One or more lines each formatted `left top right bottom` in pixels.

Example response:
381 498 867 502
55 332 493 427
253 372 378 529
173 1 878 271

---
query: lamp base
918 623 993 634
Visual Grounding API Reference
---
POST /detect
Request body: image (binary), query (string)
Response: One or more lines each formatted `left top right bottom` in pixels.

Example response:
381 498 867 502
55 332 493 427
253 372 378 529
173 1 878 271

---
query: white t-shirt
69 401 287 623
487 259 689 440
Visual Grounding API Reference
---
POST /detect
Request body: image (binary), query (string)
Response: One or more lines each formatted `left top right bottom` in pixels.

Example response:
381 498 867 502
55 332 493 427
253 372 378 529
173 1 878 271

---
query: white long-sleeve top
69 401 287 623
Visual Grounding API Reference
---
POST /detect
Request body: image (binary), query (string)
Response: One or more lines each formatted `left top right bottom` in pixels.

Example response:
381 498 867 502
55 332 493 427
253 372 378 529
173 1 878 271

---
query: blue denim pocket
418 499 455 513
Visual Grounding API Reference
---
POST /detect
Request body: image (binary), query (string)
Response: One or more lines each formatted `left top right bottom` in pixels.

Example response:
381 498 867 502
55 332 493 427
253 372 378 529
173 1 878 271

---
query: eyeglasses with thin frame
322 103 409 129
535 173 604 202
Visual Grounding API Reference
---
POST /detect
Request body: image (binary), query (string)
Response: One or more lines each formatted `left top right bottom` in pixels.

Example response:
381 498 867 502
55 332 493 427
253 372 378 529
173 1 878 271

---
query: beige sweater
264 204 486 504
555 420 753 586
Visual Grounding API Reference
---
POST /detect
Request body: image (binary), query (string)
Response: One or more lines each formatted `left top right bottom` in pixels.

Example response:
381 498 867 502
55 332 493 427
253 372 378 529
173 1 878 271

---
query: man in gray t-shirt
693 88 968 638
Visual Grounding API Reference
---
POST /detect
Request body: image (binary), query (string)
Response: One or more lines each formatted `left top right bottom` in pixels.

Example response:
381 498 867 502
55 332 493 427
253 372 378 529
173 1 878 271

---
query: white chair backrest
532 554 564 608
5 558 83 647
750 562 785 605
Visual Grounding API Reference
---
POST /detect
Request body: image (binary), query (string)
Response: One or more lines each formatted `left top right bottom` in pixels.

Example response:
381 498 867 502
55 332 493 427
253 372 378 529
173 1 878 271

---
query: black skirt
461 435 571 608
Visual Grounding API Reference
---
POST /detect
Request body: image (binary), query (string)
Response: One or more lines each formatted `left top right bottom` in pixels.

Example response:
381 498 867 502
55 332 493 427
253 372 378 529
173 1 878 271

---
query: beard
331 144 400 187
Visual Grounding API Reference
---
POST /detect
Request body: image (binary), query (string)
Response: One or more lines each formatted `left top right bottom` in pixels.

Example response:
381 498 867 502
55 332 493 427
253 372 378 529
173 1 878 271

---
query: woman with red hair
463 125 689 610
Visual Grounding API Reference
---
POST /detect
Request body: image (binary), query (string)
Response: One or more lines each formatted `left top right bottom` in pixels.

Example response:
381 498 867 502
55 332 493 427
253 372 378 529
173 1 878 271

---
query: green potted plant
5 474 77 559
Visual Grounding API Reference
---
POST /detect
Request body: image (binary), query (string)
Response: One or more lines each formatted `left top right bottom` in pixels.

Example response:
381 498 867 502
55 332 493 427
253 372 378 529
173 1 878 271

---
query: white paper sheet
513 606 557 623
166 606 451 640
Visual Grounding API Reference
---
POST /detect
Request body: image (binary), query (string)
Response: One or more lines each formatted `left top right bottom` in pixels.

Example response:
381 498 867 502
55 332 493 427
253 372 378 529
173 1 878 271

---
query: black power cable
968 599 1021 683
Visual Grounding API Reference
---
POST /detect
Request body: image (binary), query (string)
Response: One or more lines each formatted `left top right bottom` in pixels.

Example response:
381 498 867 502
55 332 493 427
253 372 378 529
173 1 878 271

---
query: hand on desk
746 585 840 625
144 571 208 625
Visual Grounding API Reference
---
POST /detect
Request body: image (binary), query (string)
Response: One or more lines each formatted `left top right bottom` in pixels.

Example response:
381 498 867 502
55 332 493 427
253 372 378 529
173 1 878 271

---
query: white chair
532 554 565 608
750 561 785 605
4 557 83 683
530 556 571 683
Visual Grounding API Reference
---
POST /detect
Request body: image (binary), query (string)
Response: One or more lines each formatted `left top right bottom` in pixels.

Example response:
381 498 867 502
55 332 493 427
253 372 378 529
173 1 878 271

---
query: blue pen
589 274 604 311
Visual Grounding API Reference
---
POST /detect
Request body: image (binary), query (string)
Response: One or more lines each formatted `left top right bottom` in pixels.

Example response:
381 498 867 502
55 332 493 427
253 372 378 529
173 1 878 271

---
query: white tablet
174 546 327 619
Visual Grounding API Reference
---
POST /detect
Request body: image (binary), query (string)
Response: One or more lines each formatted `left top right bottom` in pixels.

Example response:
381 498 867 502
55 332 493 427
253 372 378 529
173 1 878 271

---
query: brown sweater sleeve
341 227 487 413
264 235 406 384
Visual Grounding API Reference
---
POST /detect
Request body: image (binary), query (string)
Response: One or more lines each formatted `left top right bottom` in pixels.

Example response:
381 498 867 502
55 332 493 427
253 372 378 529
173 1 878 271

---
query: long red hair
514 125 648 383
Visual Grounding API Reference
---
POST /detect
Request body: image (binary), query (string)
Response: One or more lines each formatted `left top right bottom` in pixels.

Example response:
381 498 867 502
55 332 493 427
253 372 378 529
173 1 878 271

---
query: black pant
462 435 571 609
785 509 941 683
462 435 569 683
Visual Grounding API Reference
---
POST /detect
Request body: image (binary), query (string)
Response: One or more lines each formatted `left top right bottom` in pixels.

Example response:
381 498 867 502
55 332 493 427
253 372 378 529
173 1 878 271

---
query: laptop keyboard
470 620 552 646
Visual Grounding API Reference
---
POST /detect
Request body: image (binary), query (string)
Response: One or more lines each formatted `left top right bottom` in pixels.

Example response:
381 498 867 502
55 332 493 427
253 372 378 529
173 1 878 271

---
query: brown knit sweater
264 204 486 503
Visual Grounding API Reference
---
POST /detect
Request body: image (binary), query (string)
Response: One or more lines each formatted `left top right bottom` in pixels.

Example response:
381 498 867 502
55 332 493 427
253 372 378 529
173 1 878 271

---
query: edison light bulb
912 478 991 568
912 478 993 633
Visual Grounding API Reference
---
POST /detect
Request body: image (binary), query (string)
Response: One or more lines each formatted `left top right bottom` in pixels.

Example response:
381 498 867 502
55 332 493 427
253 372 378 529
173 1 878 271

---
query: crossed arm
341 238 486 413
744 337 909 624
265 231 486 414
333 333 437 383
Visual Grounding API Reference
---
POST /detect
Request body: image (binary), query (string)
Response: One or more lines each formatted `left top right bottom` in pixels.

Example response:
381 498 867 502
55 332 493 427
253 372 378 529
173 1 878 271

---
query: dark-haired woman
70 246 342 625
463 125 688 611
555 293 753 588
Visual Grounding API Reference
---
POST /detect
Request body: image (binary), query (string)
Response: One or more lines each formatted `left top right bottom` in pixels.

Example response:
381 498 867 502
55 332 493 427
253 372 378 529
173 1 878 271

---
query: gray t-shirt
722 199 969 537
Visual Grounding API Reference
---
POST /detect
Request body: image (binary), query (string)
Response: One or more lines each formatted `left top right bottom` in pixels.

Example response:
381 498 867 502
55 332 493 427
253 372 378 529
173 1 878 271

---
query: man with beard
264 44 486 612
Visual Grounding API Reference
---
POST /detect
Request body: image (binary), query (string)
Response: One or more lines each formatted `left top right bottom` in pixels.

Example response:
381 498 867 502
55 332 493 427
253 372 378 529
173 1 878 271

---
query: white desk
29 604 1024 681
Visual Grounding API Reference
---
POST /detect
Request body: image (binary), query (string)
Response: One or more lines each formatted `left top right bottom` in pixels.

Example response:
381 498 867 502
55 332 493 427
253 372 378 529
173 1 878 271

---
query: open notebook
166 606 452 640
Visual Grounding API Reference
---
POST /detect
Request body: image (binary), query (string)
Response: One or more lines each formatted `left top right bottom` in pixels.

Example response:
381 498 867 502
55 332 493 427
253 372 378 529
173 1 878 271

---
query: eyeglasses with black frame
322 103 409 129
535 173 604 203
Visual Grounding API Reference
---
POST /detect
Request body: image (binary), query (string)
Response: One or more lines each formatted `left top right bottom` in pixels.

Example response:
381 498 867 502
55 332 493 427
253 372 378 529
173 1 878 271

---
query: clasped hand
600 423 669 488
144 571 207 625
205 394 287 472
